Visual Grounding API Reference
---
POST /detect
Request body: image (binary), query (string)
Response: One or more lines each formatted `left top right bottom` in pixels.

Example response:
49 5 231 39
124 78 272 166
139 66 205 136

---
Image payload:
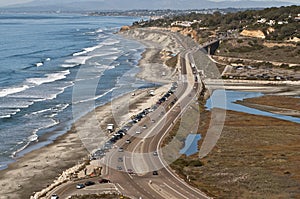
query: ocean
0 13 152 169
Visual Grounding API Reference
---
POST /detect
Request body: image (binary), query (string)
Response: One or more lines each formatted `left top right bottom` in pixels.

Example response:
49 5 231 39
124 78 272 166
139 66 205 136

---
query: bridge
201 39 220 55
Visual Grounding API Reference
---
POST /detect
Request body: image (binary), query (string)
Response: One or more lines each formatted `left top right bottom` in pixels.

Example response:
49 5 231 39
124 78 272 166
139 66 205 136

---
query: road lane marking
155 50 212 199
148 181 175 199
123 155 133 179
116 183 125 191
163 182 188 199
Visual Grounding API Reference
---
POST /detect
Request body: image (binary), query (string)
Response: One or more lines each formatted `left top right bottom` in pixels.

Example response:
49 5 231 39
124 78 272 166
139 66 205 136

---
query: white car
51 194 59 199
76 183 85 189
136 131 141 134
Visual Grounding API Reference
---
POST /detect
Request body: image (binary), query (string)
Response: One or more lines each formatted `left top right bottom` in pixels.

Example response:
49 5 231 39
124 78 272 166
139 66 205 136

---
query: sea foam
27 70 70 85
0 85 30 98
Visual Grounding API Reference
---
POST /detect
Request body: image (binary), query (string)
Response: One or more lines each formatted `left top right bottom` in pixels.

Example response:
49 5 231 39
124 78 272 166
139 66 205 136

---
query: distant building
150 16 164 20
266 20 276 26
171 20 201 27
257 18 266 24
277 21 288 25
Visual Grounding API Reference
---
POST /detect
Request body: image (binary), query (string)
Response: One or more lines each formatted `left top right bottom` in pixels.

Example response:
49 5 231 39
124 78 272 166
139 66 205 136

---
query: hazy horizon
0 0 299 9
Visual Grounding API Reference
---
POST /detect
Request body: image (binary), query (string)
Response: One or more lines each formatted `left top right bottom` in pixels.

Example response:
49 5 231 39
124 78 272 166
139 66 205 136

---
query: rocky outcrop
170 27 199 43
240 30 266 39
286 37 300 43
120 25 130 32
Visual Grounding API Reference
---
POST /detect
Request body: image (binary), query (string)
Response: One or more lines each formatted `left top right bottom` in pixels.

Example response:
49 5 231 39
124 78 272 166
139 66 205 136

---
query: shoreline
0 28 179 199
2 26 299 198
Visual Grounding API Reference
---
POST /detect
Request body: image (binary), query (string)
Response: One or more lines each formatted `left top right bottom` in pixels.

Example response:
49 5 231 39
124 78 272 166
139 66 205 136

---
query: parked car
153 151 158 156
84 181 95 186
76 183 85 189
153 171 158 175
125 139 131 144
99 178 111 183
51 194 59 199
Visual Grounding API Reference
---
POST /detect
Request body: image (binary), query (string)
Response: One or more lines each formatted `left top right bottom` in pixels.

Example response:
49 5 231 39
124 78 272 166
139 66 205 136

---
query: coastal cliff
119 28 184 83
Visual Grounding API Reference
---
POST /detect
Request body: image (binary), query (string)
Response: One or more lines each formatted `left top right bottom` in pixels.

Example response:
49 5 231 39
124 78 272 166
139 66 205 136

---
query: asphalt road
46 31 211 199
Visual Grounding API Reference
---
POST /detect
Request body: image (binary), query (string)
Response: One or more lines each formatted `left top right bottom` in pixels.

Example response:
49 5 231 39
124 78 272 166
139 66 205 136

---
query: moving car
153 171 158 175
84 181 95 186
99 178 111 183
125 139 131 144
76 183 85 189
127 169 134 174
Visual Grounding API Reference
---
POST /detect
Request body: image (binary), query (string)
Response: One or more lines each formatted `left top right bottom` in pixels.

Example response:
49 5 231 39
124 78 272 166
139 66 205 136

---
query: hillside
135 5 300 42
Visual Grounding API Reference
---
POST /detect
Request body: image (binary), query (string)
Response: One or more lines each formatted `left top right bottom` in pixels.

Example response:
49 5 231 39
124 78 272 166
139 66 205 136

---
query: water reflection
206 90 300 124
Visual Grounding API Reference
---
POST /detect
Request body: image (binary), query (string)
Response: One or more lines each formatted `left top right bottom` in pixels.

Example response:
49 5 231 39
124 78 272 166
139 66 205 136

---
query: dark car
99 178 111 183
84 181 95 186
127 169 134 174
153 171 158 175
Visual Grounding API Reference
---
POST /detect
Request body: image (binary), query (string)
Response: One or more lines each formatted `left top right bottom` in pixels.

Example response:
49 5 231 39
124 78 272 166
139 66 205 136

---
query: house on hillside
257 18 267 24
266 20 276 26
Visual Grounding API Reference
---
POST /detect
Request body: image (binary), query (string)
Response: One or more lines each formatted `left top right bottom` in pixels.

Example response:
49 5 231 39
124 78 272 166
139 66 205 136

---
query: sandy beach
0 28 181 199
120 28 183 84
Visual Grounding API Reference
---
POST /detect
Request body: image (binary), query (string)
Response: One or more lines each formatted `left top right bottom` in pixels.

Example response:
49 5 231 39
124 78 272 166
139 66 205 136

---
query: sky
0 0 32 7
0 0 299 7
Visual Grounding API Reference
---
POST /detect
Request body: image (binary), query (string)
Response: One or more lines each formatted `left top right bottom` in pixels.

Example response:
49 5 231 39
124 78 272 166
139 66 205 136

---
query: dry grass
216 38 300 64
169 96 300 198
239 95 300 111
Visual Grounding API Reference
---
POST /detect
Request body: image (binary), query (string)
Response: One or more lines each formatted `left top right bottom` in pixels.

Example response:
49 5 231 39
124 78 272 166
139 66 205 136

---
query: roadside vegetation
216 38 300 64
168 102 300 198
131 6 300 77
133 5 300 42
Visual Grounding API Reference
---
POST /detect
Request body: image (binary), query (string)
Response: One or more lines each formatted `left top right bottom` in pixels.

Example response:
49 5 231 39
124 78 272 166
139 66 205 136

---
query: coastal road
102 48 208 199
46 30 210 199
99 43 207 199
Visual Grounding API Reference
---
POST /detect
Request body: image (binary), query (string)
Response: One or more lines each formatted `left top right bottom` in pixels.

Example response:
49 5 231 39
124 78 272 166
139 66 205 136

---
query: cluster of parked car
91 129 128 159
131 107 155 123
157 89 174 105
91 84 177 161
76 179 110 189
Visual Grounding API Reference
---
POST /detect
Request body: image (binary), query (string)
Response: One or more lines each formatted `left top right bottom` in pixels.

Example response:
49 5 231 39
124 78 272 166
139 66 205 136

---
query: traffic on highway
47 31 212 199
